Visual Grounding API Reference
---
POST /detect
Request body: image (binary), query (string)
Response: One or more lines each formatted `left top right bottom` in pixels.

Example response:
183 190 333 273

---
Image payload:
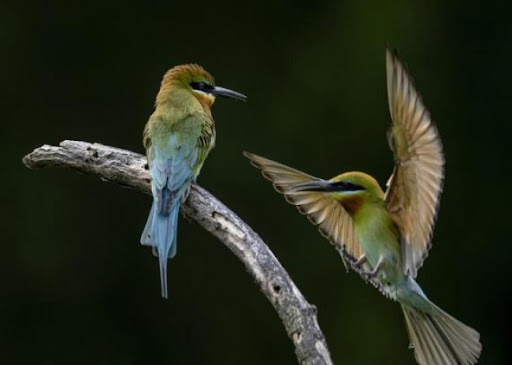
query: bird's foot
353 254 367 268
364 257 383 279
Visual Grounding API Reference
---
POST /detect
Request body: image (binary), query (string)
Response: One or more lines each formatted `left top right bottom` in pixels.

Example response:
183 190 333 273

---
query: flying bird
142 64 246 298
245 50 481 364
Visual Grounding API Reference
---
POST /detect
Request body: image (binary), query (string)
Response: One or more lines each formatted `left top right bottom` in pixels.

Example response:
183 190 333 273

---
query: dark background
1 0 510 364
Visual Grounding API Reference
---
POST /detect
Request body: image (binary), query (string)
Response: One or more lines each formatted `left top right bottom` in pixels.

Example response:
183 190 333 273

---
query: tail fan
140 200 180 298
401 302 481 365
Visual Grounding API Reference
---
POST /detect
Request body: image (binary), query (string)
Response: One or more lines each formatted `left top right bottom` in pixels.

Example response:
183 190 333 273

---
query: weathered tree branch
23 140 333 365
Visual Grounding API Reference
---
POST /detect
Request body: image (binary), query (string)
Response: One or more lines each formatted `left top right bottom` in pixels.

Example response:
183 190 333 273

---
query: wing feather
146 113 214 212
384 50 445 277
244 152 364 262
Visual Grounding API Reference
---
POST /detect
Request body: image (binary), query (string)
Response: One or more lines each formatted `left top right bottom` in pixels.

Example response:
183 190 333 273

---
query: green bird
245 50 481 364
142 64 246 298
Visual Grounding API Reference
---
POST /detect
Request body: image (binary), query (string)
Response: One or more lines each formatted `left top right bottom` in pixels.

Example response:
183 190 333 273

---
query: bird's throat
340 196 364 216
194 92 215 109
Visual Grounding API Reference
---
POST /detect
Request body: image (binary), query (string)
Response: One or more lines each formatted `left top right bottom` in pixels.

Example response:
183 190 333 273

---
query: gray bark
23 140 333 365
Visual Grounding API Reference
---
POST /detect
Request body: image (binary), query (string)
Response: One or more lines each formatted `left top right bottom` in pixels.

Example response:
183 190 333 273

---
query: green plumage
140 64 245 298
244 49 481 364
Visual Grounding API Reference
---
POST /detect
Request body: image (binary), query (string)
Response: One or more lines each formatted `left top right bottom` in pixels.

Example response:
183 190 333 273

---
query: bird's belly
357 231 402 283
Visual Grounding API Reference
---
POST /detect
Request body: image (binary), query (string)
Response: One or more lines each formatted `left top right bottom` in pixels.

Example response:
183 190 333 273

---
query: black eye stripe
190 81 214 92
331 181 364 191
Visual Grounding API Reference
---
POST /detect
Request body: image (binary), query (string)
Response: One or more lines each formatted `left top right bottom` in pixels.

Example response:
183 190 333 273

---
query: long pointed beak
290 180 334 192
212 86 247 101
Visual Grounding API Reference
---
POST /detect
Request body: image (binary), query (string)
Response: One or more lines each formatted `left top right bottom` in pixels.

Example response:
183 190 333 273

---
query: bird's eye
190 81 214 92
332 181 364 192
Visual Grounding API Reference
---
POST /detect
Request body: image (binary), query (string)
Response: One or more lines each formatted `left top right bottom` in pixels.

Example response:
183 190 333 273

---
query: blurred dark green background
1 0 510 364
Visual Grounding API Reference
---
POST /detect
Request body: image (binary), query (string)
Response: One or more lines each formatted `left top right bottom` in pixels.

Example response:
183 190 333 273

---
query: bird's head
292 172 385 215
156 64 246 108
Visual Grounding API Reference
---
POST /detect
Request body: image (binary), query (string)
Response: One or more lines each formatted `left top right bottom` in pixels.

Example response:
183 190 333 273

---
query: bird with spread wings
245 49 481 365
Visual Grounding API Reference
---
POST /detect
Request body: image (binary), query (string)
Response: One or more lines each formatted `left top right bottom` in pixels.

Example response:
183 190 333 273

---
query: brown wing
384 49 445 277
244 152 363 263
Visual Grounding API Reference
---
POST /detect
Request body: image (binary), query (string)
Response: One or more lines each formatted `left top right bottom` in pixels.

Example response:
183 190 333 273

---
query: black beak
212 86 247 101
290 180 335 192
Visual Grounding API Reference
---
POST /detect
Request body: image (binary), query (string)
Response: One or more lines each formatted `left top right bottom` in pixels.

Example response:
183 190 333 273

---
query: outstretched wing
244 152 363 263
384 49 445 277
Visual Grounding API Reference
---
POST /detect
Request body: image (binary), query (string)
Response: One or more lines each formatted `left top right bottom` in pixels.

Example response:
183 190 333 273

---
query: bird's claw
362 257 383 279
353 254 367 268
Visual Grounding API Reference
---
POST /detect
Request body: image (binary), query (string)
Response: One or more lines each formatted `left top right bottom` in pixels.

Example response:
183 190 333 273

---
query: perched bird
245 50 481 364
142 64 246 298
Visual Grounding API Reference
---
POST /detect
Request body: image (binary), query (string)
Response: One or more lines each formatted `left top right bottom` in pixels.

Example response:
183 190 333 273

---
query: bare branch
23 140 333 365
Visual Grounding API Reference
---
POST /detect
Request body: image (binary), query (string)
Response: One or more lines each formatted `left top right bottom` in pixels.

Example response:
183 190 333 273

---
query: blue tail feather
140 201 157 246
158 251 168 298
141 199 180 299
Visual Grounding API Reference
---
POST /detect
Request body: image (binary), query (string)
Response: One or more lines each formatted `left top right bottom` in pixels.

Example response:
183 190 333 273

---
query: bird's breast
353 206 402 274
